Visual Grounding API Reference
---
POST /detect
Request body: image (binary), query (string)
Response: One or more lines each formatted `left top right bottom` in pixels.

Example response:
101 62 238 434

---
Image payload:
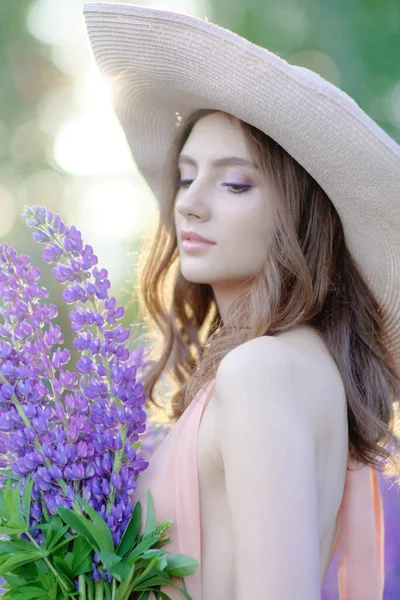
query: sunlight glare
27 0 83 47
77 179 157 240
53 69 135 175
53 112 134 175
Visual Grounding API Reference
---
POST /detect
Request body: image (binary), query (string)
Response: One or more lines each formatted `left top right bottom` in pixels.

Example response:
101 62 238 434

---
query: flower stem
107 425 127 511
78 575 87 600
88 581 95 600
94 580 104 600
39 490 50 520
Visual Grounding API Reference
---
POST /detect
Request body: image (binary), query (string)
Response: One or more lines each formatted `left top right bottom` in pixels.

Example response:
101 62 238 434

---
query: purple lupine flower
0 206 153 583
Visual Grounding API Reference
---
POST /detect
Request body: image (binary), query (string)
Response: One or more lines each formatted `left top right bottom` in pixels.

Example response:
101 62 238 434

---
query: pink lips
181 239 215 252
180 229 215 244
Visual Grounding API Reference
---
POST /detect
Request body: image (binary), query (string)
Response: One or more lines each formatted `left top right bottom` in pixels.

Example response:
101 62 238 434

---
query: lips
180 230 215 244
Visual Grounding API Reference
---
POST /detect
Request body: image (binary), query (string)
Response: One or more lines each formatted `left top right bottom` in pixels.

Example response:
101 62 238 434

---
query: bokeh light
27 0 84 47
0 184 17 237
77 178 157 240
53 111 135 175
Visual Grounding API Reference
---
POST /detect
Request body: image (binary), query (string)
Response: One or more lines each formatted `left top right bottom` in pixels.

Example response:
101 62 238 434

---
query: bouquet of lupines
0 206 197 600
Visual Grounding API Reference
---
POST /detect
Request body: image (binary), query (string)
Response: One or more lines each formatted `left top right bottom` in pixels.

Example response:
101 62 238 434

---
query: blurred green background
1 1 399 597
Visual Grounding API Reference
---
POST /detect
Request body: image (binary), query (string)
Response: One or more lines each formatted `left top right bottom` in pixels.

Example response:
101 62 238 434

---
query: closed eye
177 179 252 194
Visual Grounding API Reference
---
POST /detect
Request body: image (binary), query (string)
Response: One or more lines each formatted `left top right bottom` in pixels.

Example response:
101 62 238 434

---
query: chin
181 273 213 284
179 264 211 282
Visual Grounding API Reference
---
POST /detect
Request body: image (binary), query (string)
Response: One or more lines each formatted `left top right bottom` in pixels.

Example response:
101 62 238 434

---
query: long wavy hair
134 108 400 483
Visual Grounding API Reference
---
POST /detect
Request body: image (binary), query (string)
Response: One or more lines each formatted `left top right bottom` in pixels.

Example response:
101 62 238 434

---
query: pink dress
133 378 385 600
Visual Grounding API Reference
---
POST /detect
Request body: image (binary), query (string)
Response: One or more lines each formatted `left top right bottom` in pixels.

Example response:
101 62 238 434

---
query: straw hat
83 2 400 372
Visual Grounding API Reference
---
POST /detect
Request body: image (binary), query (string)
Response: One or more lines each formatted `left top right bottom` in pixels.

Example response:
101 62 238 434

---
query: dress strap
335 457 385 599
199 378 216 420
169 378 217 598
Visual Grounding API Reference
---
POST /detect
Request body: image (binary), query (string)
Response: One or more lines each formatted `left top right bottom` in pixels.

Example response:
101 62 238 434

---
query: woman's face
174 111 274 320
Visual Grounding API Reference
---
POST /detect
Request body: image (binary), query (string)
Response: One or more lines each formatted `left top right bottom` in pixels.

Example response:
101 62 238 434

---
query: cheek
227 210 268 244
229 210 271 266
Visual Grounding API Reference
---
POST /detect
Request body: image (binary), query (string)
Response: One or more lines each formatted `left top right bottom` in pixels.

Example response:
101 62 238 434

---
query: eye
221 183 252 194
176 179 193 189
177 180 251 194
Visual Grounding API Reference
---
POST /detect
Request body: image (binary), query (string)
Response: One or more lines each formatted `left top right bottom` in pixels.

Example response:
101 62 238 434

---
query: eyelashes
177 179 252 194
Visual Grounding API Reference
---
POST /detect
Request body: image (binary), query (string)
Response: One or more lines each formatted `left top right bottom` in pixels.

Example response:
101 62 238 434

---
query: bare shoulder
213 327 347 593
215 326 347 441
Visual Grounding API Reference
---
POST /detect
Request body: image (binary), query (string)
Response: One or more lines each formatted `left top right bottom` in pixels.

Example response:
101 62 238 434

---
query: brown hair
134 108 400 483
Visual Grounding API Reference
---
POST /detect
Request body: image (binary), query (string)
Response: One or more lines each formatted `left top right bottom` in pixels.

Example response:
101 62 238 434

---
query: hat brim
83 2 400 370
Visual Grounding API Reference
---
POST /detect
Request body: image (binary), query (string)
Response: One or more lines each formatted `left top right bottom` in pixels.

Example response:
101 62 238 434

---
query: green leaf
57 507 100 552
28 522 52 532
74 555 92 577
125 534 161 565
0 538 36 554
132 551 169 576
3 480 16 514
157 553 168 571
143 490 157 536
98 551 121 570
0 551 42 577
140 549 167 561
105 560 131 583
9 482 26 530
75 497 114 553
44 515 66 550
96 550 130 582
0 526 24 536
0 523 25 535
71 536 92 576
157 535 172 550
158 580 192 600
49 534 78 555
0 540 22 554
132 570 171 588
5 585 48 600
116 500 142 557
0 487 10 520
12 560 37 579
165 554 199 577
65 552 74 570
130 556 164 588
35 560 51 591
1 572 28 587
52 555 74 581
22 476 34 523
113 564 136 600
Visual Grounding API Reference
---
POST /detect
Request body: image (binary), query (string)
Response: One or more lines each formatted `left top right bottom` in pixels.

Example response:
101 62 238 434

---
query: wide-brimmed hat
83 2 400 373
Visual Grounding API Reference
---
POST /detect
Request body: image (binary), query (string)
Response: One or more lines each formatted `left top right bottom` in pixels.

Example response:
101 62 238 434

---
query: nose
175 179 211 221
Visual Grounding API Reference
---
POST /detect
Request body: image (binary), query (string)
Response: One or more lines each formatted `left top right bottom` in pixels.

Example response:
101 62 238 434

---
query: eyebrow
177 154 258 169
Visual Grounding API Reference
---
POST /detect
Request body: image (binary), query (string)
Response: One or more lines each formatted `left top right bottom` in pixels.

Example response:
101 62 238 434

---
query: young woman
83 4 400 599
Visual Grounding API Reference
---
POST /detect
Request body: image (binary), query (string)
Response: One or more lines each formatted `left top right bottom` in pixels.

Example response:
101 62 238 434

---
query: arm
215 336 322 600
